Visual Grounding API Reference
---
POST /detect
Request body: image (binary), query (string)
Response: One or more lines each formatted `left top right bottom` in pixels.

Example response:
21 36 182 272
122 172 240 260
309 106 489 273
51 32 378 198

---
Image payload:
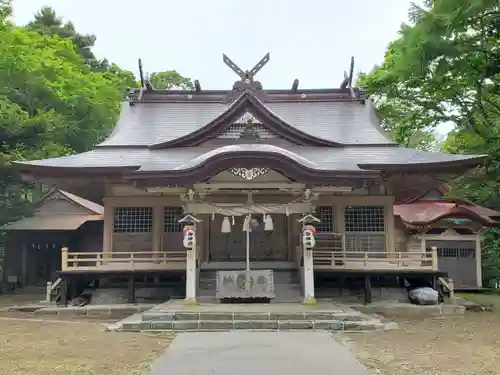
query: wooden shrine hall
13 53 487 304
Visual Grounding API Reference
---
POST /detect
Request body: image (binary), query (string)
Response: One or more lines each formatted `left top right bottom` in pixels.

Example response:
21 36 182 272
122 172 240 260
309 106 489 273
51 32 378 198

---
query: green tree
359 0 499 148
27 6 105 71
0 0 11 20
149 71 194 90
0 5 193 227
359 0 500 282
0 23 125 225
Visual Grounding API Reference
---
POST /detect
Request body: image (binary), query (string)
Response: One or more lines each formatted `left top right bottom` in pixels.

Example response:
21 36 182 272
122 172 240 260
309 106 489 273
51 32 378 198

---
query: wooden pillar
475 234 483 288
364 275 372 304
128 276 136 304
385 199 395 252
59 277 68 307
152 206 163 252
102 201 114 253
21 242 28 286
431 275 438 290
431 246 438 270
334 203 345 233
202 214 210 264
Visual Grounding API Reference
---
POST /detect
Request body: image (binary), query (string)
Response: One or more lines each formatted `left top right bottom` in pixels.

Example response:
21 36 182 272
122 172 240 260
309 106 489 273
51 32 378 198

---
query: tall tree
149 71 194 90
0 0 11 20
0 22 126 224
359 0 500 281
26 6 105 71
359 0 500 150
0 5 194 227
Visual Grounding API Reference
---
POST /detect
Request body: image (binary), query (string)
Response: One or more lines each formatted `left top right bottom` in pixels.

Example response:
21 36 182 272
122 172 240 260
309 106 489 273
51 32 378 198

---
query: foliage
149 71 194 90
360 0 500 280
0 0 11 20
0 5 194 228
0 8 129 226
27 6 105 71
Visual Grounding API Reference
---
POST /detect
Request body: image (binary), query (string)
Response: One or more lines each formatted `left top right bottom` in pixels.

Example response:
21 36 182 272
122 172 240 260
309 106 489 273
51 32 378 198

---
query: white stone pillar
180 221 199 305
475 234 483 288
185 247 197 304
302 245 315 305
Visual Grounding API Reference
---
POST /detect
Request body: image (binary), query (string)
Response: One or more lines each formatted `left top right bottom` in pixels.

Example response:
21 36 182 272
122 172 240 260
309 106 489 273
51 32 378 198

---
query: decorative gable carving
207 169 291 183
217 112 277 140
441 228 460 237
229 167 270 180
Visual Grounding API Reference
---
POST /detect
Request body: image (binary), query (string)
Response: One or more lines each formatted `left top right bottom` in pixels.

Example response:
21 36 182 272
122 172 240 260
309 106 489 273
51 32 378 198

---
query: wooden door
209 215 246 261
250 214 288 261
208 214 288 262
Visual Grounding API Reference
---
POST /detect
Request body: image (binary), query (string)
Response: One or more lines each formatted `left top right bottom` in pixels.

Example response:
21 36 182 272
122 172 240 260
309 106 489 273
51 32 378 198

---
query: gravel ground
338 313 500 375
0 318 174 375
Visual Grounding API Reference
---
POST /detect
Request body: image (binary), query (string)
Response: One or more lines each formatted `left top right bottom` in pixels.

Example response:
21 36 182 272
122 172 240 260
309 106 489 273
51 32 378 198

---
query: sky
12 0 451 133
13 0 415 89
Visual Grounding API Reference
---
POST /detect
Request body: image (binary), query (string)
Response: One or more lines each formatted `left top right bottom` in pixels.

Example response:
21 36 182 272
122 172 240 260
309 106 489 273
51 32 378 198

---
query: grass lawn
0 291 45 308
339 313 500 375
0 318 174 375
457 292 500 310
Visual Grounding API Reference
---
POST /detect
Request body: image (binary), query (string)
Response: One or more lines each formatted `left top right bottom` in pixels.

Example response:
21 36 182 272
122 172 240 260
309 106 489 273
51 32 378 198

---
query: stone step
117 318 391 332
140 311 368 322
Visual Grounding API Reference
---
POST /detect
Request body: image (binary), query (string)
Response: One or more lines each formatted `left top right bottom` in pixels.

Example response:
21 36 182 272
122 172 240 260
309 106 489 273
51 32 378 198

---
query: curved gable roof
97 93 398 148
150 92 342 148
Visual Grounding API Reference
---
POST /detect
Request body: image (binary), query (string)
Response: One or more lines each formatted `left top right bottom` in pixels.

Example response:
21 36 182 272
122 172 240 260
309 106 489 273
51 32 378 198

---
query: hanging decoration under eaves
220 212 274 233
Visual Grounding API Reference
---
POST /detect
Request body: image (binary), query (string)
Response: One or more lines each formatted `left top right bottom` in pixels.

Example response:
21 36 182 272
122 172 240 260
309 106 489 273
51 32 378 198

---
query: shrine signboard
216 270 275 299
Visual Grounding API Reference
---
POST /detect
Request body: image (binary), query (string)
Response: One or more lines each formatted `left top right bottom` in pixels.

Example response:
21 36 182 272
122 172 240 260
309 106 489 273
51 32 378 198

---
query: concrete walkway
149 331 372 375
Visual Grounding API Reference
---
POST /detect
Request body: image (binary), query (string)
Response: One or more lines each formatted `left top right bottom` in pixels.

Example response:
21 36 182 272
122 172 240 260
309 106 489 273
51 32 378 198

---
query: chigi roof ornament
223 53 270 94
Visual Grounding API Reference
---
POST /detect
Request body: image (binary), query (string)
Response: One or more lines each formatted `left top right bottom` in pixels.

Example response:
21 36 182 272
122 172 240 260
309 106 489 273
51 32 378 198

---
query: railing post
431 246 438 270
61 247 68 270
46 281 52 304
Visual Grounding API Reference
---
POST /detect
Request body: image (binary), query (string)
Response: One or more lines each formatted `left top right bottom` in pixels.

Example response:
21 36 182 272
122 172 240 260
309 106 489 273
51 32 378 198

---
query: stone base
183 298 198 306
303 296 317 305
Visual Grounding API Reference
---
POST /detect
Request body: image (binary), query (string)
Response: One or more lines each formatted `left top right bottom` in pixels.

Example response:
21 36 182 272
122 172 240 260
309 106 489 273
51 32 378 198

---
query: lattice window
113 207 152 233
164 207 184 233
345 206 385 232
315 206 334 232
218 123 277 139
436 248 475 258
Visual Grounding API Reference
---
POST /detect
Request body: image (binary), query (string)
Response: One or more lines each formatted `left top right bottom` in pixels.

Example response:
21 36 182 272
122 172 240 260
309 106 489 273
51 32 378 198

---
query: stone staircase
198 269 302 302
109 302 395 333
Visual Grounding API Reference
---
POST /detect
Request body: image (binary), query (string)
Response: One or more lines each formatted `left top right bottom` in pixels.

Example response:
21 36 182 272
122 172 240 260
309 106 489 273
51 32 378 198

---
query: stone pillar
302 248 315 304
185 249 197 304
184 225 198 305
475 234 483 288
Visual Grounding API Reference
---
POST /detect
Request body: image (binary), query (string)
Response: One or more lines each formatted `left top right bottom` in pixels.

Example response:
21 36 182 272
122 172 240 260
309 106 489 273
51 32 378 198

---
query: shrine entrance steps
108 299 396 333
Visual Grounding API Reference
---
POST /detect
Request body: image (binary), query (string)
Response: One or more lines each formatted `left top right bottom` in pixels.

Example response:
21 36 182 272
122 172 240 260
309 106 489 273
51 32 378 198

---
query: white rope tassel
264 214 274 231
211 212 215 221
243 214 251 232
221 216 231 233
232 216 235 225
